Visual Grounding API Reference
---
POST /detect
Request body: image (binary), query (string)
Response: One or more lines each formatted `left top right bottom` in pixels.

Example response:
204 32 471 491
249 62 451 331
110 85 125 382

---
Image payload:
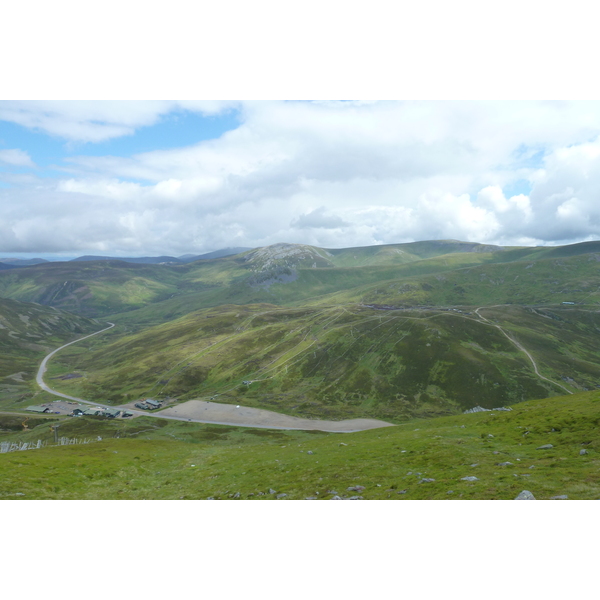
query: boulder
419 478 435 483
461 476 479 481
347 485 365 492
497 462 513 466
580 449 588 455
536 444 554 450
514 490 536 500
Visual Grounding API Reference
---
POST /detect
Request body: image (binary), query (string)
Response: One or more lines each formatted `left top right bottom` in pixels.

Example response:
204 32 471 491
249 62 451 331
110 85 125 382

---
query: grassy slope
1 390 598 500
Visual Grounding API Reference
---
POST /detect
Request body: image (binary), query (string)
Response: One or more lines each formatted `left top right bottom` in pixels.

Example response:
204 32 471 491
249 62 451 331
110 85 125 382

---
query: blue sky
2 100 600 259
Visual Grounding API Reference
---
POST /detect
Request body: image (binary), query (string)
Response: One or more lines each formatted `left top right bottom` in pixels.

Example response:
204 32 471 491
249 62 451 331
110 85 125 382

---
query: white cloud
0 148 35 167
4 101 600 255
0 100 238 143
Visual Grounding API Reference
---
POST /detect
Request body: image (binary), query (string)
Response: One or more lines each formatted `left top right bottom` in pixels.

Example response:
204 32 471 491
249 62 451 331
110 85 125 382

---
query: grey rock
487 434 494 438
307 451 314 455
497 462 513 466
515 490 536 500
232 492 241 499
580 449 588 455
464 406 490 414
447 490 454 494
493 451 500 455
326 490 338 495
269 488 277 494
470 463 479 467
419 478 436 483
276 493 288 499
537 444 554 450
550 495 569 500
461 476 479 481
346 496 364 500
330 495 342 500
397 489 408 494
347 485 365 492
206 497 215 500
305 496 318 500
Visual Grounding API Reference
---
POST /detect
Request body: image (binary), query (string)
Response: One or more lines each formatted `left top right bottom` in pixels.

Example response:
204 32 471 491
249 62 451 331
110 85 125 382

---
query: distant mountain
178 247 253 262
70 255 183 265
0 258 49 267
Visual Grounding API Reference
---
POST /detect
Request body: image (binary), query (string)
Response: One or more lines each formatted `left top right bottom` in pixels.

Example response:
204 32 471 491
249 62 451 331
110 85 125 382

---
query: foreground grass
1 391 598 500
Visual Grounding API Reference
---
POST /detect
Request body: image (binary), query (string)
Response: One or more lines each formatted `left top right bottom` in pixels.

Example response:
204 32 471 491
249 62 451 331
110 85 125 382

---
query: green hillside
0 297 98 409
45 302 600 422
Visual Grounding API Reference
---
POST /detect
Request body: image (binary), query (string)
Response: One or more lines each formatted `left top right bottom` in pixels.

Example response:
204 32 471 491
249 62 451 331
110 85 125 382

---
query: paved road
36 323 116 406
35 323 395 432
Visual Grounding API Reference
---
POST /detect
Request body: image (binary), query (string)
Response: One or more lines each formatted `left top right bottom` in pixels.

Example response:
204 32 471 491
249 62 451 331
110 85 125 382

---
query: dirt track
150 400 395 432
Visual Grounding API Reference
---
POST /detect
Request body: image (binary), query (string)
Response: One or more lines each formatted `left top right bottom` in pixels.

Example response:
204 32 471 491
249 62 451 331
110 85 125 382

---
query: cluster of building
134 398 162 410
71 407 132 418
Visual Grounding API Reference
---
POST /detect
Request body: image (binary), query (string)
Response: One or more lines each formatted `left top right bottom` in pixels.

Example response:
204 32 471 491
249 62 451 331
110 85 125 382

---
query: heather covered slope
46 302 600 421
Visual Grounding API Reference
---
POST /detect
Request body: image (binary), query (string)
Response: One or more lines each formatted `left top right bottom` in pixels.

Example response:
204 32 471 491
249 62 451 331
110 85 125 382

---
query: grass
1 390 598 499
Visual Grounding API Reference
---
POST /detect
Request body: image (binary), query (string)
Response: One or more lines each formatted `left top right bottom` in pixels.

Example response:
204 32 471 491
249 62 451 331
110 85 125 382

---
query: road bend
36 322 116 406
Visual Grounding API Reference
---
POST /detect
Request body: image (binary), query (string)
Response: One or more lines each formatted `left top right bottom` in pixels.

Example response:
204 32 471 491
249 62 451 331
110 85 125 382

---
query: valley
1 239 599 499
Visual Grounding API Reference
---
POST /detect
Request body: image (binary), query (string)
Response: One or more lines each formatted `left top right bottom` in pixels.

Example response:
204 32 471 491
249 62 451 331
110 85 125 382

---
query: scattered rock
276 493 287 499
330 495 342 500
537 444 554 450
232 492 241 499
419 478 435 483
528 465 535 469
493 451 500 455
470 463 479 467
514 490 536 500
487 434 494 438
497 462 513 466
346 496 364 500
305 496 318 500
347 485 365 492
269 488 277 494
447 490 454 494
327 490 338 495
550 495 568 500
339 442 347 446
464 406 489 413
461 476 479 481
307 451 314 455
397 489 408 494
580 449 588 455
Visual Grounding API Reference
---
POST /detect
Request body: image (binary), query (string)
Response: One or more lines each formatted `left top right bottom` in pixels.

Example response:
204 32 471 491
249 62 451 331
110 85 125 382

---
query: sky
2 100 600 258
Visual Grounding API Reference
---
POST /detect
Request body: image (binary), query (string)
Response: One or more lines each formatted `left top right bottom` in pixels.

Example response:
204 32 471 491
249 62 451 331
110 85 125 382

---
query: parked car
134 403 148 410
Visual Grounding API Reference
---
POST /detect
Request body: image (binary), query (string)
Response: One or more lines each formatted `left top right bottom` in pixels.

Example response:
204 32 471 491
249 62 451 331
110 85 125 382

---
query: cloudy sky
2 100 600 258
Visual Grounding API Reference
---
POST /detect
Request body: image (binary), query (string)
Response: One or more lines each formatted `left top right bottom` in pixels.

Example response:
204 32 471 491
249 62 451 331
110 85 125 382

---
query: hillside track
35 322 395 432
474 306 573 395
